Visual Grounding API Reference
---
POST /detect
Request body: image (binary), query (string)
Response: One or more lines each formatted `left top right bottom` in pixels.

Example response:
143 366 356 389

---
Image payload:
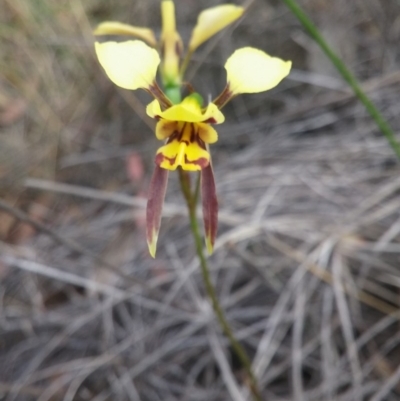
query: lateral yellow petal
225 47 291 95
95 40 160 90
155 120 179 140
197 123 218 144
146 99 163 119
188 5 244 52
202 103 225 124
93 22 157 47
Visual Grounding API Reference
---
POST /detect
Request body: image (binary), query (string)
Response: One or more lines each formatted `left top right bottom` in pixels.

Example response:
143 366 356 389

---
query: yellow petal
160 0 183 85
161 0 177 35
155 120 218 143
155 122 211 171
197 123 218 144
148 232 158 258
95 40 160 90
156 140 185 171
146 96 225 123
225 47 291 95
188 5 244 52
183 142 210 171
160 96 203 121
201 103 225 124
146 99 163 119
93 22 157 47
156 140 210 171
155 120 179 140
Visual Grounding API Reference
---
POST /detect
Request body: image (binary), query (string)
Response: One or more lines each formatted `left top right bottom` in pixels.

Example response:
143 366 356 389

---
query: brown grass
1 0 400 400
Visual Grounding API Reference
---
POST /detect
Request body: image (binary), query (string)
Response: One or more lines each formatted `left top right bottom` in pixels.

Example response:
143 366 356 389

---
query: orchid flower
94 0 291 257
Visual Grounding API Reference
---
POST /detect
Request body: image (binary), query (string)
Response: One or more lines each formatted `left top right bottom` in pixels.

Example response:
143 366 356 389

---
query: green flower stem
281 0 400 160
166 81 261 400
178 168 262 401
164 85 181 105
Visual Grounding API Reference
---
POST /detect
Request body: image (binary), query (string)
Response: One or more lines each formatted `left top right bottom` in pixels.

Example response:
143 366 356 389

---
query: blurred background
2 0 400 400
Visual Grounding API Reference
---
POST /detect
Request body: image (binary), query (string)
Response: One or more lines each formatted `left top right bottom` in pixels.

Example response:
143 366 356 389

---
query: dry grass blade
332 252 363 401
208 330 247 401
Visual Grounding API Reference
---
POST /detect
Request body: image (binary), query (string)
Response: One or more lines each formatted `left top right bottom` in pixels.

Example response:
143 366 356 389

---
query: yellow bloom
155 122 214 171
147 95 223 171
93 1 292 257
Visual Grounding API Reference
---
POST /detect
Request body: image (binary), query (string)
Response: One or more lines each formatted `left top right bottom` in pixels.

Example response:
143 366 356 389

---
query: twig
266 234 399 316
0 198 139 285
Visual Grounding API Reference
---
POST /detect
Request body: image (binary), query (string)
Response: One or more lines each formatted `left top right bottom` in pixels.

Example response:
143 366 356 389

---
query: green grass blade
281 0 400 160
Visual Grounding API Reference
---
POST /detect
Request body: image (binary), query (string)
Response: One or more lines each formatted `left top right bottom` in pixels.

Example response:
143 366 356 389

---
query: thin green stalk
178 168 262 401
281 0 400 160
164 86 182 105
165 77 261 399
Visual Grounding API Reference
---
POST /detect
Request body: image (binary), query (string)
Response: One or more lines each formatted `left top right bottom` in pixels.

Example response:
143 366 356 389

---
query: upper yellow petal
160 0 182 85
188 5 244 52
95 40 160 90
146 96 225 123
93 22 157 47
161 0 177 35
225 47 291 95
